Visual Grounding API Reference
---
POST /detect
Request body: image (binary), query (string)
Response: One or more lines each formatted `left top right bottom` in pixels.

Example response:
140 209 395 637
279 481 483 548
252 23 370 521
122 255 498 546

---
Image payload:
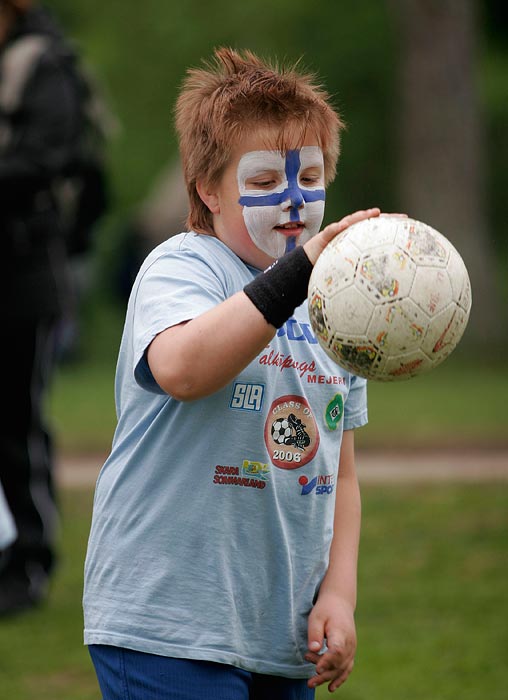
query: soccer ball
308 215 472 381
271 418 292 444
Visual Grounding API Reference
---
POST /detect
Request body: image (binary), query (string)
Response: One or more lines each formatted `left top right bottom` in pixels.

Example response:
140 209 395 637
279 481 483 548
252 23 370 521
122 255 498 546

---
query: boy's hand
303 208 381 265
305 592 357 693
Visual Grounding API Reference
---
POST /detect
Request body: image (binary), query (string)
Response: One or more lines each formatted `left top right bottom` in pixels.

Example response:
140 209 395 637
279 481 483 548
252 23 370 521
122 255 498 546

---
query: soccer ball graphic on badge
271 418 293 445
308 216 472 381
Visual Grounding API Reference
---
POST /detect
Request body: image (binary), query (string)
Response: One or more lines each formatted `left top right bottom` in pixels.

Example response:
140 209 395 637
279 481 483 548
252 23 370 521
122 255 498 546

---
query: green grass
0 489 97 700
51 362 116 453
1 483 506 699
357 354 508 450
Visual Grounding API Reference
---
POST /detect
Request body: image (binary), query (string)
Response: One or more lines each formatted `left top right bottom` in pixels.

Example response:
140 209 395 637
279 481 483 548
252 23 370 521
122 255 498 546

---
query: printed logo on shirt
264 395 320 470
307 374 346 386
213 460 269 489
276 317 318 344
258 349 316 379
230 382 265 411
325 394 344 431
298 473 335 496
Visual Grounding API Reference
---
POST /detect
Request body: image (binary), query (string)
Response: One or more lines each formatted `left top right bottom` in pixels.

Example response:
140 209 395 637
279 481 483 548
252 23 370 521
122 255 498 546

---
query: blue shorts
89 645 315 700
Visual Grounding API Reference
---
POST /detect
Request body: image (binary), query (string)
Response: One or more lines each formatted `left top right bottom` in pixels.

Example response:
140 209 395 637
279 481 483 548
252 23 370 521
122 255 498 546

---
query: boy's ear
196 179 220 214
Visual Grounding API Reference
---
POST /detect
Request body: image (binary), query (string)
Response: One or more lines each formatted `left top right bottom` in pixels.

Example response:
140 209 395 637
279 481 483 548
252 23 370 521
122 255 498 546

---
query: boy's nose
282 187 305 211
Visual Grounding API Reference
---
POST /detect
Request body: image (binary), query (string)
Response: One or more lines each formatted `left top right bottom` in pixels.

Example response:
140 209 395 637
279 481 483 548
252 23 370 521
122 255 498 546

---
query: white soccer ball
308 215 472 381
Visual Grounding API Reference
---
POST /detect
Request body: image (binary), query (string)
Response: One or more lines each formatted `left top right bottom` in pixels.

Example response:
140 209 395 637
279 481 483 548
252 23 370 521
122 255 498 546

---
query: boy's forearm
318 431 361 608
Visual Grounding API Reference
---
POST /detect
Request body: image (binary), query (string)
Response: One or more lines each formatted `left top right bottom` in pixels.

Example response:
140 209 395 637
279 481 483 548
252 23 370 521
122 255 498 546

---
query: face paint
237 146 325 258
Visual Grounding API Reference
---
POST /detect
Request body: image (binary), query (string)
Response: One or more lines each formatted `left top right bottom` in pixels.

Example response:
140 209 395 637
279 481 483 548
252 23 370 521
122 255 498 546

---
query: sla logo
230 382 264 411
298 474 335 495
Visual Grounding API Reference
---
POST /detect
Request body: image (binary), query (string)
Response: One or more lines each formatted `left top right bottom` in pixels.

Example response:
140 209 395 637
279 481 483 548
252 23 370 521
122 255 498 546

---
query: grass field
1 482 506 699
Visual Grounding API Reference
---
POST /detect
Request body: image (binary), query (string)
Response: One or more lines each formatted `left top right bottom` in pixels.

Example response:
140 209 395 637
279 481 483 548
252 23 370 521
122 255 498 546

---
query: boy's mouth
274 222 304 236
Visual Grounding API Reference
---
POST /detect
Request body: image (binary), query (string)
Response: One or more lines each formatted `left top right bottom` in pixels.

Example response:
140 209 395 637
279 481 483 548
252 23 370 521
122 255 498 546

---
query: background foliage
45 0 507 301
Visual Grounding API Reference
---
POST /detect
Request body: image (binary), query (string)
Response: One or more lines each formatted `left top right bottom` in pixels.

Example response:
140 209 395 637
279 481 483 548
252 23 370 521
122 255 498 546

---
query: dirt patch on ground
56 449 508 488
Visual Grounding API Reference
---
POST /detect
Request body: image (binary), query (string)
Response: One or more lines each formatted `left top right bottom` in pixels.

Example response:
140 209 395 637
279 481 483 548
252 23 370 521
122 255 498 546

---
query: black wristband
243 246 313 329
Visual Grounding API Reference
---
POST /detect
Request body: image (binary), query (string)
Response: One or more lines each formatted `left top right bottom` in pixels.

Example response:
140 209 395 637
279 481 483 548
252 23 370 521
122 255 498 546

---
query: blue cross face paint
237 146 326 259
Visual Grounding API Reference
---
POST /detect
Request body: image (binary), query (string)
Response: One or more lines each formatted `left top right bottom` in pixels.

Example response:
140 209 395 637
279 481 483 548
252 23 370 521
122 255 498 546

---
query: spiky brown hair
175 47 344 234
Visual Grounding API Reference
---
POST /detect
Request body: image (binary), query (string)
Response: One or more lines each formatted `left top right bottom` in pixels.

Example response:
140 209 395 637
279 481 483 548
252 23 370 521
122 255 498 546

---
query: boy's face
209 128 325 269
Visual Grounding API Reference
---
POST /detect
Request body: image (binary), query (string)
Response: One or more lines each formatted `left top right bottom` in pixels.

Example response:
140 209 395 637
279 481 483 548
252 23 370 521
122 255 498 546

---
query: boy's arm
147 209 380 400
305 429 361 692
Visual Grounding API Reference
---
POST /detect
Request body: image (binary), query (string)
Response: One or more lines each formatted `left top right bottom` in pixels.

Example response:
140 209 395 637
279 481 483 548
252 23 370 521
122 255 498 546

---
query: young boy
83 47 381 699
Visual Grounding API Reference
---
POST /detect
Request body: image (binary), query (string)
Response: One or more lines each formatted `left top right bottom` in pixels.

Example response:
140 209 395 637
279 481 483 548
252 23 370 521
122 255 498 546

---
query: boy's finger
307 617 324 653
328 660 355 692
323 208 380 239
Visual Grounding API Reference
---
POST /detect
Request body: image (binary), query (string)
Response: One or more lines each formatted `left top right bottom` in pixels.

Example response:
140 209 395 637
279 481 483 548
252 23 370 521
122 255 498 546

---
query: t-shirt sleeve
131 245 228 392
343 375 368 430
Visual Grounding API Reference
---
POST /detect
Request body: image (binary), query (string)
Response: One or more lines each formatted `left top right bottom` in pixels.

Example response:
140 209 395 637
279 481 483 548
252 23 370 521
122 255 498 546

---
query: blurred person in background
0 0 108 616
0 483 16 565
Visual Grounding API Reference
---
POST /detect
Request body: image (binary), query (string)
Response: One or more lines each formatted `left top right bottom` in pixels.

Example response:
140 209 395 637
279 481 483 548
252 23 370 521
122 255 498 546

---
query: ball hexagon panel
310 236 361 296
382 348 436 380
347 216 398 250
421 303 470 360
308 290 330 345
396 221 449 267
446 246 472 312
356 248 416 304
324 284 374 337
458 275 472 313
366 297 430 355
325 336 384 378
410 266 454 317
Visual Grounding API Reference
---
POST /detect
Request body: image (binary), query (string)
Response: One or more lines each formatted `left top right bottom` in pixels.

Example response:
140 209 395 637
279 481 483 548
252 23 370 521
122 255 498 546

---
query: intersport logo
298 474 335 495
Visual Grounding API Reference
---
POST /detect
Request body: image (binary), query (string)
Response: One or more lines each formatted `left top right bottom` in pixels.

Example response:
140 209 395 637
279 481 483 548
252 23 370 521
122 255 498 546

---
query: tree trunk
390 0 504 345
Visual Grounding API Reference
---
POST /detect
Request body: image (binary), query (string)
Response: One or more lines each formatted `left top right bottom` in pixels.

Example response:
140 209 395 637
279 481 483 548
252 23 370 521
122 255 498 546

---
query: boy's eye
246 178 279 190
299 171 323 186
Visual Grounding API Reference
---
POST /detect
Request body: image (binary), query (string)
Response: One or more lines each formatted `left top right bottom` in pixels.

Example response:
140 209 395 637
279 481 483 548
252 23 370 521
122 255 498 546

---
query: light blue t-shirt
83 232 367 678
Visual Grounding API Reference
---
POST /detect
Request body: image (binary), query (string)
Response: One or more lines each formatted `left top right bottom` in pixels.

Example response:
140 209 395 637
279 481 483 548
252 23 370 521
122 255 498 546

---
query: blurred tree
389 0 505 345
482 0 508 298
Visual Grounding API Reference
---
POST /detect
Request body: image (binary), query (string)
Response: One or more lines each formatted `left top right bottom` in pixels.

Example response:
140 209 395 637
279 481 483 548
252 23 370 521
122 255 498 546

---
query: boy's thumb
308 617 324 652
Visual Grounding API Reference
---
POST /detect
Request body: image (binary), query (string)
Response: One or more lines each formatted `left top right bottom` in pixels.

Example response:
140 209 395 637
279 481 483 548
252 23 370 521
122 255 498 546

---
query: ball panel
367 298 429 355
446 247 473 314
396 220 449 266
347 216 398 249
325 336 384 379
325 284 375 336
356 249 416 303
410 266 454 317
459 275 472 314
382 349 435 380
446 245 467 297
421 303 470 359
309 236 360 296
308 290 330 344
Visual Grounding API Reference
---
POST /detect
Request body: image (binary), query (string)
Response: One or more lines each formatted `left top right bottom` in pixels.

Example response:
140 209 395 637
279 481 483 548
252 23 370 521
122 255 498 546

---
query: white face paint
237 146 325 258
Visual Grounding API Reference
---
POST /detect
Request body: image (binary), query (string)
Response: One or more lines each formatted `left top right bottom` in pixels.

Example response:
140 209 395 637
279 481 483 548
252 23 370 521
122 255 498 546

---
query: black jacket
1 7 82 318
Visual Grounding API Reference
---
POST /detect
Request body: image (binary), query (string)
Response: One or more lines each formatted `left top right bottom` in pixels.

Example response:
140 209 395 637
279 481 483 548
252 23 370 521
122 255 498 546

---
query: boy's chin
251 231 302 259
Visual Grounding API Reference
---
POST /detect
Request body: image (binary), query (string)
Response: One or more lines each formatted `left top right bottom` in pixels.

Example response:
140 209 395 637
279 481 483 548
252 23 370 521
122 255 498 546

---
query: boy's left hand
305 591 357 693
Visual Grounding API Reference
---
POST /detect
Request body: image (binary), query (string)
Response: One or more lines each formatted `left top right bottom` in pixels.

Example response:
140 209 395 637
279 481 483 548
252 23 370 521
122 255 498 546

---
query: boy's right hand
303 208 381 265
